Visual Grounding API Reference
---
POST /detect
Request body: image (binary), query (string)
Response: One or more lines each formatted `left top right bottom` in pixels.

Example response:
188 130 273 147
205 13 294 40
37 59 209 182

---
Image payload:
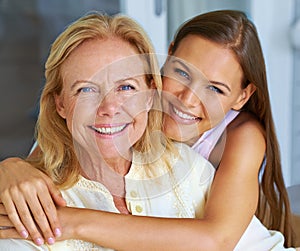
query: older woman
0 12 214 250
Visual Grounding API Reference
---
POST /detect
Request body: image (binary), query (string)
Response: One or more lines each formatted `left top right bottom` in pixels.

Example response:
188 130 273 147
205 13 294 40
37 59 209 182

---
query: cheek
199 93 226 125
62 101 75 133
66 98 98 131
120 91 152 118
129 111 149 144
163 115 200 144
162 77 177 94
163 115 179 139
205 101 224 119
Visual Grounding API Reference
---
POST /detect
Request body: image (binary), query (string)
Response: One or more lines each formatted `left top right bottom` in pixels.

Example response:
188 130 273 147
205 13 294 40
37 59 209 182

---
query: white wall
120 0 168 54
252 0 294 186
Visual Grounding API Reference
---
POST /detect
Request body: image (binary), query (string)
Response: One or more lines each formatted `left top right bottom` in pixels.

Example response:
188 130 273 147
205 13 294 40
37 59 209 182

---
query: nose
97 91 120 117
177 86 201 108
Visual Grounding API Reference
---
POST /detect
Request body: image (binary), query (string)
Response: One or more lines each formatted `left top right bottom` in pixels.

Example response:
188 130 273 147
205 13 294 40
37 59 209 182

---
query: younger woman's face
162 35 249 146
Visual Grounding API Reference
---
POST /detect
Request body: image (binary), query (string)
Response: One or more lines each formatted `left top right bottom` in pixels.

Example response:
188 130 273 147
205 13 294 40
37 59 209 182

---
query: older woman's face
55 38 153 160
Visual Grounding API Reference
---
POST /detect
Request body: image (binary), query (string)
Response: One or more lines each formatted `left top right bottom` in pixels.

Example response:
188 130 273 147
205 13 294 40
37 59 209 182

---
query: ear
232 83 256 110
161 44 174 76
146 79 155 111
168 41 175 55
54 93 67 119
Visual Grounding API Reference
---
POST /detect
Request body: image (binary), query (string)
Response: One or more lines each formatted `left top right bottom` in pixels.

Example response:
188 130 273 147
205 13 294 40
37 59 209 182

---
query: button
130 191 137 198
135 205 143 213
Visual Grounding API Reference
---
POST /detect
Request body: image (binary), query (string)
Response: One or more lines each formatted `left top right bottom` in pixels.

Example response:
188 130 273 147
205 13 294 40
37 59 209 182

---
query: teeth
91 125 126 134
173 106 197 120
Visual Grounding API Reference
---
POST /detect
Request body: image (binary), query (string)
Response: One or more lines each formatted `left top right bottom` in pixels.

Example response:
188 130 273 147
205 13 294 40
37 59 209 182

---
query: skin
54 37 154 203
0 35 267 250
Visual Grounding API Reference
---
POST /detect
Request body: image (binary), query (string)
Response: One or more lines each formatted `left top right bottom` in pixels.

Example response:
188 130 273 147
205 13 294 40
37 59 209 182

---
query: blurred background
0 0 299 189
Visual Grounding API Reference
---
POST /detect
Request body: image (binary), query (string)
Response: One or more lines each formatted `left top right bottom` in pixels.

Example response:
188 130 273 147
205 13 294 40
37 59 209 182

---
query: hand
0 203 25 239
0 204 80 243
0 157 66 245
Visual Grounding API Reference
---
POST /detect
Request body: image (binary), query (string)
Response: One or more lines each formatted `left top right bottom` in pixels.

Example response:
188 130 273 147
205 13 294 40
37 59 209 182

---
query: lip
169 103 201 125
89 123 129 137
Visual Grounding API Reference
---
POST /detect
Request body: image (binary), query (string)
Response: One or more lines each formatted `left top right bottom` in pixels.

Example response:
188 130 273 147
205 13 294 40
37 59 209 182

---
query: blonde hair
30 12 174 188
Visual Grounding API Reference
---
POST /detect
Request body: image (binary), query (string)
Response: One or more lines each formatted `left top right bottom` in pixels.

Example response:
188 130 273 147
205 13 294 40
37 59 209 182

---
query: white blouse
0 143 294 250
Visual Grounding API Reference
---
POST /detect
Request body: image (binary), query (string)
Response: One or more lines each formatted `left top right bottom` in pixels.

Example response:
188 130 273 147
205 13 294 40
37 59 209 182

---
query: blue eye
208 85 223 94
119 85 135 91
175 68 190 80
79 87 94 93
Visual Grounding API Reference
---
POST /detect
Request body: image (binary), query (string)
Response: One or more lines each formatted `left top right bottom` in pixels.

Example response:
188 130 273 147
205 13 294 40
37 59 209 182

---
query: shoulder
215 111 266 172
224 111 266 153
228 111 264 137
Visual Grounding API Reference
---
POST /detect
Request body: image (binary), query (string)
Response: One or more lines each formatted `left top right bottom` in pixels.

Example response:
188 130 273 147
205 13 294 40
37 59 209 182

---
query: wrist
58 207 94 241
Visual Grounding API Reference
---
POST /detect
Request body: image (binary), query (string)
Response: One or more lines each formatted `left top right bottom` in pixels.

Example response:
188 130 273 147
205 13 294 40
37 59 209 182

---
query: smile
172 105 198 121
90 124 127 135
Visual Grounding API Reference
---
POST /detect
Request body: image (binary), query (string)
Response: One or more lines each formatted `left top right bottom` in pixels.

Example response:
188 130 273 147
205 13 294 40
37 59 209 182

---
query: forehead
173 35 243 85
61 38 147 83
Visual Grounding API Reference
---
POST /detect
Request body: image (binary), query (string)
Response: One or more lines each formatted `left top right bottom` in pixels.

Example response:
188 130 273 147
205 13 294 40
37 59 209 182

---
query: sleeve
0 239 48 251
234 216 296 251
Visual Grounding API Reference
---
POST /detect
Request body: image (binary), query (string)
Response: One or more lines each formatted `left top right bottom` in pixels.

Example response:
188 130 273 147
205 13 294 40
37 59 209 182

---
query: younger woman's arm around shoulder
0 114 268 250
203 112 266 247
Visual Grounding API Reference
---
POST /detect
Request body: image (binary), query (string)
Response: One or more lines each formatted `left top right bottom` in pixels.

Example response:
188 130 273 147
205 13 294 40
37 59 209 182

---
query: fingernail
47 237 55 245
20 230 28 238
54 228 61 237
35 237 44 246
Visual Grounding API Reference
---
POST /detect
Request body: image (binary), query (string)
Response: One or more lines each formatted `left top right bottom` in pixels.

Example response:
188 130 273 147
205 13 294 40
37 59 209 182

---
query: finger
0 226 23 239
9 192 46 245
0 203 6 214
3 189 44 245
18 178 57 244
0 195 29 239
0 211 21 239
0 211 13 226
37 191 62 237
26 177 62 240
44 177 66 207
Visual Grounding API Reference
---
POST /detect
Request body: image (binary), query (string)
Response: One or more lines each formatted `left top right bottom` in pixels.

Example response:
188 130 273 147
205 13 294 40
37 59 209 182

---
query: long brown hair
169 10 295 246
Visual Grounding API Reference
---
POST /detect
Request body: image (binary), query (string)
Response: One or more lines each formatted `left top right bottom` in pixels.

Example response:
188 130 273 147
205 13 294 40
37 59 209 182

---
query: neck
77 148 131 198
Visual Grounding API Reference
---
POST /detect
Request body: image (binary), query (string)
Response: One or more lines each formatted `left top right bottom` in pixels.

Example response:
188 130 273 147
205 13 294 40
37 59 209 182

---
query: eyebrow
116 75 142 82
210 80 231 92
171 59 191 74
70 80 98 91
70 76 142 90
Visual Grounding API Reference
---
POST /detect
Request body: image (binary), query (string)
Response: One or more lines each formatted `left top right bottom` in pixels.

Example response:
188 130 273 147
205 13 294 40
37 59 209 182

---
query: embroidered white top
0 143 213 250
0 142 294 250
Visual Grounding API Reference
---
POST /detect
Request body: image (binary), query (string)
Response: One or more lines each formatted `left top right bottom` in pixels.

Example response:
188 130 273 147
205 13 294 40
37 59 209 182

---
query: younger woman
161 9 294 246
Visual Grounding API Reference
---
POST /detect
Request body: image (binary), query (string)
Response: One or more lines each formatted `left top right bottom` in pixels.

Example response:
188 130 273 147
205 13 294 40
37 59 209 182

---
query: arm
68 114 265 250
0 114 266 250
1 201 296 251
0 205 240 251
73 114 265 250
0 157 66 245
203 113 266 247
1 206 295 251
